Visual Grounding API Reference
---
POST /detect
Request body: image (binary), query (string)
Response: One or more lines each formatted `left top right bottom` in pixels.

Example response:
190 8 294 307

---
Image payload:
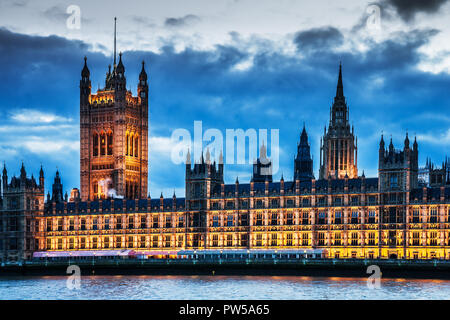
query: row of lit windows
45 215 185 232
46 235 184 250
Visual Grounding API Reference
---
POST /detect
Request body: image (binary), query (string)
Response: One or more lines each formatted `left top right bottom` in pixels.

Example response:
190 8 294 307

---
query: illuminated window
100 133 106 156
270 213 278 225
227 234 233 247
126 133 129 156
430 208 438 223
286 233 293 246
128 236 134 248
107 132 113 155
256 213 263 226
271 233 277 246
134 136 139 157
212 234 219 247
130 134 134 157
286 213 293 225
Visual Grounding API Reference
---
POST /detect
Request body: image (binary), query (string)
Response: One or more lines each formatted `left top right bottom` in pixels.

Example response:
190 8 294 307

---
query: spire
20 162 26 179
186 148 191 165
81 56 90 78
116 52 125 74
336 62 344 99
113 17 117 67
300 123 308 144
389 137 394 152
404 132 410 149
219 150 223 165
139 60 147 81
2 162 6 176
380 134 385 149
39 164 44 178
205 148 211 164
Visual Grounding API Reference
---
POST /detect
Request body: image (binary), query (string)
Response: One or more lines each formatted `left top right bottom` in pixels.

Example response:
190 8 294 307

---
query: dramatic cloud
164 14 200 28
384 0 450 21
294 27 344 52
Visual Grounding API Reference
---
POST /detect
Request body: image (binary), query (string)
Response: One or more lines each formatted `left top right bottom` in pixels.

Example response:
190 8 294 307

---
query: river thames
0 276 449 299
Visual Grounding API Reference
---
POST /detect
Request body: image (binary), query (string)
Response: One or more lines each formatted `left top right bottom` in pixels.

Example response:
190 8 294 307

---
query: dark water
0 275 449 300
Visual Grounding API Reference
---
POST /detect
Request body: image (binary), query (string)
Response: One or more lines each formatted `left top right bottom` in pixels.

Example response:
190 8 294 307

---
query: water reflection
0 276 449 300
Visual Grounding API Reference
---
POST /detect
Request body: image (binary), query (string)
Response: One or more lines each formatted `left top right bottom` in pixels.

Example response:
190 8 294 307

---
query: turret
2 163 7 191
39 165 44 190
114 52 127 102
20 162 26 181
80 57 91 105
51 170 64 203
138 61 149 105
294 124 314 182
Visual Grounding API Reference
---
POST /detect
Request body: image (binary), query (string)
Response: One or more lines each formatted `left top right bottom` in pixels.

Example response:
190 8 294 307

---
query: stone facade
79 54 148 201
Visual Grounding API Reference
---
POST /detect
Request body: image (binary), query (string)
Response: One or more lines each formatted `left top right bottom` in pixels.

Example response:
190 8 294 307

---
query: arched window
93 133 99 157
107 132 113 155
126 133 129 156
134 136 139 157
130 134 134 157
100 133 106 156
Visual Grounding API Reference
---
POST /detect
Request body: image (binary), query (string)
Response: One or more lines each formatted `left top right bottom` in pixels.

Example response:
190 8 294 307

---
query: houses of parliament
1 45 450 263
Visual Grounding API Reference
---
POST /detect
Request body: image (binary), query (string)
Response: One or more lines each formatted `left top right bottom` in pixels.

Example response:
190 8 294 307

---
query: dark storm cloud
164 14 200 27
42 5 68 21
294 27 344 52
384 0 449 21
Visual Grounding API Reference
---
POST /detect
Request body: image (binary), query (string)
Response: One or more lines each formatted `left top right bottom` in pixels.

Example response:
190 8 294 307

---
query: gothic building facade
1 61 450 263
80 51 148 201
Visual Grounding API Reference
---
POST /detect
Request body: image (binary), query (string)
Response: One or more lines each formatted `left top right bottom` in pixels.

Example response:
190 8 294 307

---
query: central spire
336 62 344 99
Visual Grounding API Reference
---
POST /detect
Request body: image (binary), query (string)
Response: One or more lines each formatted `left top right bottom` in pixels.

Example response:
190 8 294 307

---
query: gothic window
107 132 113 155
134 136 139 157
130 134 134 157
93 133 99 157
100 133 106 156
126 133 129 156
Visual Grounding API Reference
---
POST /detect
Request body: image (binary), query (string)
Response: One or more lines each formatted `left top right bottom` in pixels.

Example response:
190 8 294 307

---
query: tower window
134 136 139 157
93 133 99 157
107 132 113 155
100 133 106 156
126 133 129 156
130 134 134 157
